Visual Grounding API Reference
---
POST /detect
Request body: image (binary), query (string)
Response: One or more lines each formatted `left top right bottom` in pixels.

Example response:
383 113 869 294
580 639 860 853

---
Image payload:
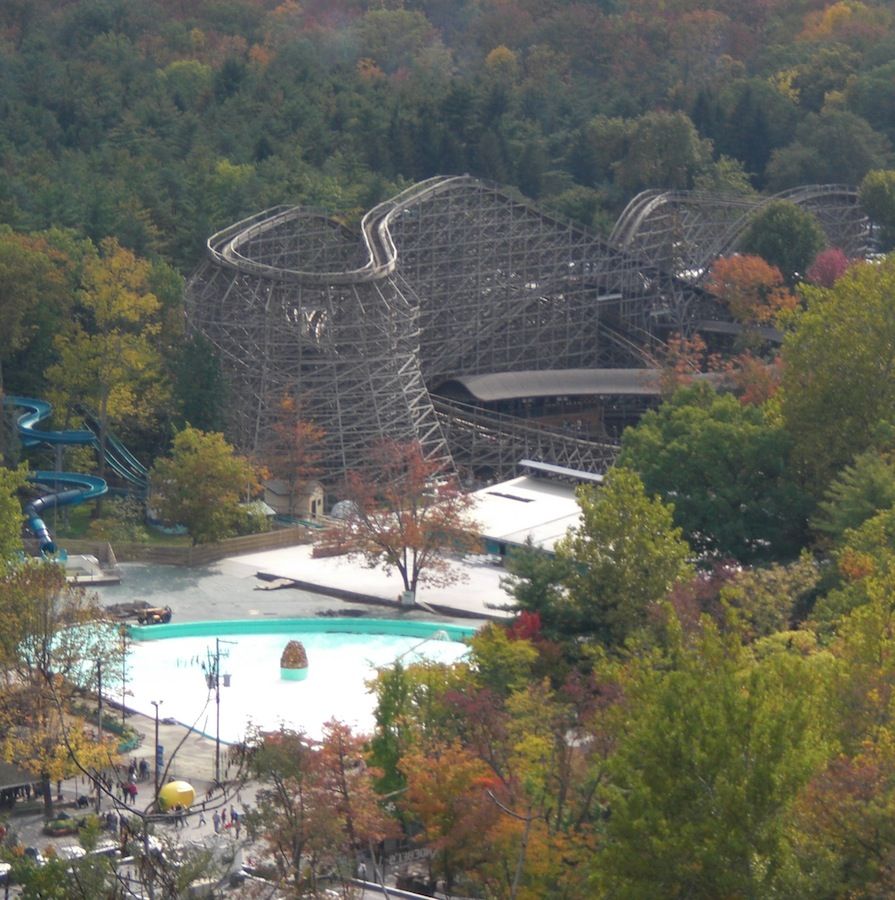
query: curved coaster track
609 184 870 285
186 176 869 485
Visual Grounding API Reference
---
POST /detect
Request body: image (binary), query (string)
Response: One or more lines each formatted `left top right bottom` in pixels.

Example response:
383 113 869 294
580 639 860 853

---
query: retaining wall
43 526 312 567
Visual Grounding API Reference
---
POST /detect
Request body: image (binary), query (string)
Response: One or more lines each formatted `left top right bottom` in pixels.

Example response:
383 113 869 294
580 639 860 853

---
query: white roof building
471 467 595 554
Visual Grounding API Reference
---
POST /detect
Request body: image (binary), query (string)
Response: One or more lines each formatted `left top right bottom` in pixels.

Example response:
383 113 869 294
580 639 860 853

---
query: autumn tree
706 253 796 323
789 588 895 896
240 723 394 891
368 659 472 797
399 741 501 893
150 426 261 544
313 440 480 600
652 332 721 398
47 237 166 509
0 560 122 816
810 506 895 633
261 393 326 519
790 740 895 897
805 247 851 287
722 352 784 406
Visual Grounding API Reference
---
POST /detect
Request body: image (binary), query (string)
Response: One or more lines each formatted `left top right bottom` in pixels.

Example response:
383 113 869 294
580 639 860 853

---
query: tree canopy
150 426 261 544
739 200 826 283
0 559 122 816
618 384 811 564
779 256 895 492
0 464 28 564
313 440 479 597
509 467 693 646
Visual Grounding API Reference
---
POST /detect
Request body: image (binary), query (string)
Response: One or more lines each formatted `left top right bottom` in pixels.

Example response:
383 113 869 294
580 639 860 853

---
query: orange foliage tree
722 351 784 405
706 253 797 323
262 393 326 519
240 721 395 890
313 439 479 597
399 741 502 893
655 332 723 397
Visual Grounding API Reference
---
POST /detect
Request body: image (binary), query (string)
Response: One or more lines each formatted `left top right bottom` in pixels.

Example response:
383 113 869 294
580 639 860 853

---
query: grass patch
143 527 192 546
50 503 94 538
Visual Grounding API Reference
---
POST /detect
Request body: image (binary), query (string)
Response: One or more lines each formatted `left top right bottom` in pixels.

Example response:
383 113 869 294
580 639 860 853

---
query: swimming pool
126 619 475 742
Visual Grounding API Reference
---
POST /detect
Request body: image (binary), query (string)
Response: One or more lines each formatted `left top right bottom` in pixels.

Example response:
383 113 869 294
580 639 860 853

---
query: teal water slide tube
25 471 107 554
11 396 149 489
5 395 146 553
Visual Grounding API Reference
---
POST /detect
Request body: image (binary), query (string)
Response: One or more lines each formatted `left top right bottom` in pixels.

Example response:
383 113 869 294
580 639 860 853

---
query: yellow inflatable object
157 780 196 811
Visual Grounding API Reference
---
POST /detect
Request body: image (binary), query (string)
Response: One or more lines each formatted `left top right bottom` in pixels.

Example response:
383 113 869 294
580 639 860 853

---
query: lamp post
151 700 163 802
205 638 235 785
95 660 103 813
119 625 129 728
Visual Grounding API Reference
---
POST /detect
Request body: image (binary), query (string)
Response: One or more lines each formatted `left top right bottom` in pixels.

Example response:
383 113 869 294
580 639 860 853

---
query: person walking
213 810 221 834
196 809 207 828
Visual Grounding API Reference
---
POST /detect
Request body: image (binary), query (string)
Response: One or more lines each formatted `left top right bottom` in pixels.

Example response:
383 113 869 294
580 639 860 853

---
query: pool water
127 629 470 742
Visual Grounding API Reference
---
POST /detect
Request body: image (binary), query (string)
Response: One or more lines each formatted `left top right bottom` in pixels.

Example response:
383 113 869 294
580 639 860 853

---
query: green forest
4 0 895 897
2 0 895 430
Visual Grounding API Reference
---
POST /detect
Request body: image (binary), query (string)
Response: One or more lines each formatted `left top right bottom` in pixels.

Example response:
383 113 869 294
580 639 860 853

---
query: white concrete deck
219 544 515 619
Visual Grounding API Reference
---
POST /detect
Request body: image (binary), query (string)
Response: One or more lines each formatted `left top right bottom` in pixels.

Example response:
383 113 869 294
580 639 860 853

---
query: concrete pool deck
217 544 515 622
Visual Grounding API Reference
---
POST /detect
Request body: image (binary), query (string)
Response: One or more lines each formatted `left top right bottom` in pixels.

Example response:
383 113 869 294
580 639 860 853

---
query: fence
44 525 313 567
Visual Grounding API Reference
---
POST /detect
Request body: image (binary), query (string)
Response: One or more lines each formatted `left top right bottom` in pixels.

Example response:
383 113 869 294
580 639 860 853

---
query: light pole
95 660 103 813
205 638 235 785
119 625 129 728
151 700 163 802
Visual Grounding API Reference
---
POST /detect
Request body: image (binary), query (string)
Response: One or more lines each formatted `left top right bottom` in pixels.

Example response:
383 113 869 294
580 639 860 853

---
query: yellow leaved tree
0 560 122 816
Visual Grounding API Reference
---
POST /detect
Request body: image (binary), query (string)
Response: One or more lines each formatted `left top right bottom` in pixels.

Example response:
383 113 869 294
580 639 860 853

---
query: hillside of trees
2 0 895 272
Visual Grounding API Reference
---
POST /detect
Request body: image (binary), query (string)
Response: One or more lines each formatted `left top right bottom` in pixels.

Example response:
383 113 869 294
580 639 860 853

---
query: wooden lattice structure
185 176 868 486
610 184 871 285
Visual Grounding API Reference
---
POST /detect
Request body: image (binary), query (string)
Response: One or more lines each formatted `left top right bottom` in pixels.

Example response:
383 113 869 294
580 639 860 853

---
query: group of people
119 779 139 805
127 758 151 782
105 810 123 833
211 805 241 838
0 782 39 809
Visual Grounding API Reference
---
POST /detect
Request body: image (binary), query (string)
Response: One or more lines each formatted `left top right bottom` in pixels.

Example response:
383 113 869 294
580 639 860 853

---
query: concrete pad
222 544 515 619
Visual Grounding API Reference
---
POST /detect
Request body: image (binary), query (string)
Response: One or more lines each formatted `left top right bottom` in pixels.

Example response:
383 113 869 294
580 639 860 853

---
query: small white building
471 460 602 557
262 479 325 520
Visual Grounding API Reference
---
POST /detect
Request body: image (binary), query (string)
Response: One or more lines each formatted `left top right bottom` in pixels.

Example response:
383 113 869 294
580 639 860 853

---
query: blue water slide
4 396 118 553
9 395 148 489
24 471 108 554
